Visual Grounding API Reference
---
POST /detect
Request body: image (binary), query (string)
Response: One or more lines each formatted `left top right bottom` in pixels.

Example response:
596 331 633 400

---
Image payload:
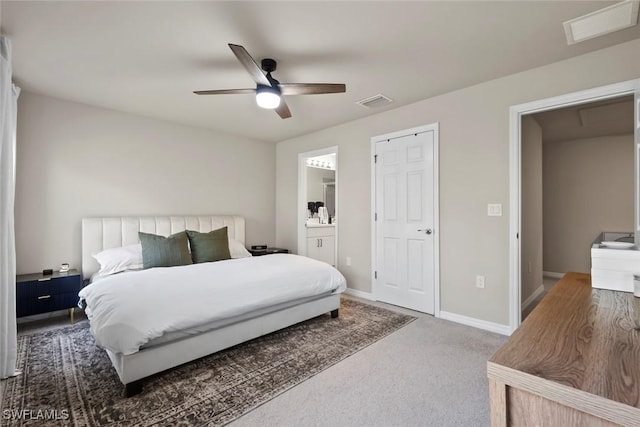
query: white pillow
229 239 252 258
93 244 144 276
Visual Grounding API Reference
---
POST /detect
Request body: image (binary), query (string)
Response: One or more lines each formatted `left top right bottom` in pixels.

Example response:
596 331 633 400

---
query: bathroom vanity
306 223 335 266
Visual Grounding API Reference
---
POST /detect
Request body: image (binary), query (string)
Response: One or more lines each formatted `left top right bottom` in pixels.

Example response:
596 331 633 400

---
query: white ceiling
3 1 640 143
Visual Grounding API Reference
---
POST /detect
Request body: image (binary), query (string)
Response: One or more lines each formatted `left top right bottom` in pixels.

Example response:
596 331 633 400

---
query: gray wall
275 38 640 326
521 115 543 303
543 134 634 274
15 92 275 275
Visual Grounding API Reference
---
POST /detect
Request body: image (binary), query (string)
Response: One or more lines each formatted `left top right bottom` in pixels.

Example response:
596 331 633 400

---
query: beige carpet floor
230 296 507 427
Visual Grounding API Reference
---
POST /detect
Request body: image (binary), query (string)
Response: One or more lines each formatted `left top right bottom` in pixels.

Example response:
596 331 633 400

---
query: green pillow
186 227 231 264
138 231 192 269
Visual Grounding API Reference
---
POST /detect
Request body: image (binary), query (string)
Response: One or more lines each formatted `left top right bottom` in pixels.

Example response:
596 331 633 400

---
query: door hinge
517 232 519 239
374 213 378 221
374 154 378 163
374 271 377 279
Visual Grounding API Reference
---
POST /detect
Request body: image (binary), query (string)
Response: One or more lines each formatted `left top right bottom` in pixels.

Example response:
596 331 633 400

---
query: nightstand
249 247 289 256
16 270 83 323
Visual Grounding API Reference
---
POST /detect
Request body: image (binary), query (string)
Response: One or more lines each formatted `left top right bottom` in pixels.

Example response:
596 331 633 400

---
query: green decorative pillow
138 231 192 269
186 227 232 264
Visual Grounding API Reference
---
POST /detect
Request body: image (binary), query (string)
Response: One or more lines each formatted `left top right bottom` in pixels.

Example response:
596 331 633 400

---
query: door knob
417 228 433 235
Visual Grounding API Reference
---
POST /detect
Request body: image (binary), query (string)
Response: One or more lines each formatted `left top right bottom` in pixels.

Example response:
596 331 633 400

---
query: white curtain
0 36 20 379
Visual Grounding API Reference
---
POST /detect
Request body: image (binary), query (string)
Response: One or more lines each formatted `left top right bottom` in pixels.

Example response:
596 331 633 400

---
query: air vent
563 0 639 45
356 94 393 109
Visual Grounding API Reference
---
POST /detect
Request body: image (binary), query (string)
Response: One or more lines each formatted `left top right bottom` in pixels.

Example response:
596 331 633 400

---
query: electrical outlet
346 257 352 266
476 275 485 289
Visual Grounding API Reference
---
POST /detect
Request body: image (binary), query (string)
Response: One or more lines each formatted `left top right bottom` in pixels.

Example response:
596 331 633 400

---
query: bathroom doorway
297 147 338 267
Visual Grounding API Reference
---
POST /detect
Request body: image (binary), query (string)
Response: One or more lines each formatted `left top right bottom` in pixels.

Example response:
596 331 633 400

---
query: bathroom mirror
306 166 335 218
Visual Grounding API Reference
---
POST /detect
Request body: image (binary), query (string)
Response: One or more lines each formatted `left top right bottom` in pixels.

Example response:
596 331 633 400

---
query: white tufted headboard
82 215 245 279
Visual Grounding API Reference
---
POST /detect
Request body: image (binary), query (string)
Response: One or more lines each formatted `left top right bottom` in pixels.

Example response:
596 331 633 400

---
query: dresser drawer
17 275 82 299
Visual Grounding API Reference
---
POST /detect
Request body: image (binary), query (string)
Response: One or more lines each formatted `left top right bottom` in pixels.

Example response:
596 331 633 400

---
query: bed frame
81 215 340 397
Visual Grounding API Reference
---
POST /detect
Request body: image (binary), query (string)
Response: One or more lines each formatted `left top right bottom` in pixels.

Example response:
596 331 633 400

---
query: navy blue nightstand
16 270 83 323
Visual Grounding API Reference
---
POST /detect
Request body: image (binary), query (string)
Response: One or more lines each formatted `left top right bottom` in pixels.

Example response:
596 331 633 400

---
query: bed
80 215 345 396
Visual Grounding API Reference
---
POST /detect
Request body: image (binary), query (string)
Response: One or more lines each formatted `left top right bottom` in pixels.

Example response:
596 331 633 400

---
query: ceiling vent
356 94 393 109
563 0 639 45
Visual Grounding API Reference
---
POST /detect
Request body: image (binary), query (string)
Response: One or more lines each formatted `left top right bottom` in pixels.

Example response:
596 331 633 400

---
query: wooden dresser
488 272 640 426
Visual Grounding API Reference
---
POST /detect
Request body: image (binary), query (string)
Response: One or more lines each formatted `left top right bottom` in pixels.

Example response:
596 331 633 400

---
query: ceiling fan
194 44 346 119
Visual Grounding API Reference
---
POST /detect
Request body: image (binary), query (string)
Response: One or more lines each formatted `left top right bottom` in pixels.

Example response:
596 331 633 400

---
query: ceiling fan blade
279 83 346 96
194 88 256 95
275 97 292 119
228 43 271 87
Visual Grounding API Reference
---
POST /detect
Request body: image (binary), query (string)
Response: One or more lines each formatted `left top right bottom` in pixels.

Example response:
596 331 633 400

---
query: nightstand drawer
16 292 79 317
17 275 82 299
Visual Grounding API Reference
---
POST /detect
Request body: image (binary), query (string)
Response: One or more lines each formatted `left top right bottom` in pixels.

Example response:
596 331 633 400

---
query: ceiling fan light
256 86 281 109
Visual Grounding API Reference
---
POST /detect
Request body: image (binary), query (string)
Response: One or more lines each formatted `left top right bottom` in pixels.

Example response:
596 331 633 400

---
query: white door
374 130 436 314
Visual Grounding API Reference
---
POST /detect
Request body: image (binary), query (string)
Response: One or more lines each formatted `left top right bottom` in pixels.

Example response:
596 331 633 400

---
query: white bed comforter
79 254 346 355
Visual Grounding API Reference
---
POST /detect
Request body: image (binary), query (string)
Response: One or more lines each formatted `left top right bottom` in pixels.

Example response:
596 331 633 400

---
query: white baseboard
543 271 564 279
521 284 545 312
439 310 511 336
343 288 375 301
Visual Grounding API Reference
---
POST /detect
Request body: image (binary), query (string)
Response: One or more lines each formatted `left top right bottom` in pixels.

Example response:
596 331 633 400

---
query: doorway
509 79 640 333
297 147 338 267
520 96 635 320
371 123 440 315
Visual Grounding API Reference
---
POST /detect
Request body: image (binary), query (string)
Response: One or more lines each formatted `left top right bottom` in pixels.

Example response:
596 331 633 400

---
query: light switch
488 203 502 217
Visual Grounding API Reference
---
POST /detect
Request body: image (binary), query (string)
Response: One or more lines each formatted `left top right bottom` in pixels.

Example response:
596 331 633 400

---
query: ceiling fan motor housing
261 58 277 73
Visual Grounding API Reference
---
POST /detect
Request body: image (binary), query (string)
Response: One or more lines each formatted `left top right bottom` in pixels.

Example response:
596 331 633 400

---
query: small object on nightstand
249 247 289 256
42 269 53 275
60 263 70 273
251 245 267 250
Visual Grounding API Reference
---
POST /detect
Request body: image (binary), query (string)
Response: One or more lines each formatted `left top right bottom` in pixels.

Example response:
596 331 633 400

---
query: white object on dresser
306 224 335 266
591 244 640 292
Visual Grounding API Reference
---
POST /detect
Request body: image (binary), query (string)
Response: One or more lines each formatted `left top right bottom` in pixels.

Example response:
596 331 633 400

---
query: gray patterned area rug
1 298 415 426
